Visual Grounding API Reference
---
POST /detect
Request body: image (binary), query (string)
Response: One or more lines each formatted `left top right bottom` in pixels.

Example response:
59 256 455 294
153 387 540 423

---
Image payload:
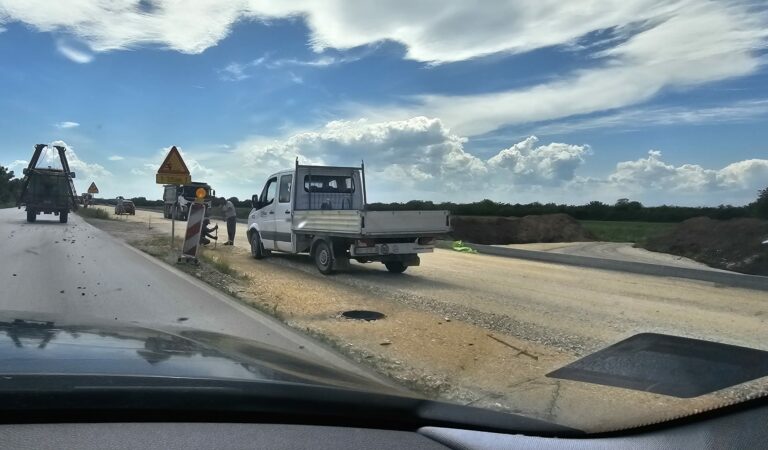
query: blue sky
1 1 767 206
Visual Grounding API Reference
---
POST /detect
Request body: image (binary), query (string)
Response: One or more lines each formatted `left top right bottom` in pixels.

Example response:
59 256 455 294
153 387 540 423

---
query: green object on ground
452 240 477 253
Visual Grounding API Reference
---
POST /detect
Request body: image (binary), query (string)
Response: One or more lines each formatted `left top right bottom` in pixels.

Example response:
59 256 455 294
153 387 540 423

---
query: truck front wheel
385 261 407 273
250 232 267 259
314 240 335 275
26 210 36 223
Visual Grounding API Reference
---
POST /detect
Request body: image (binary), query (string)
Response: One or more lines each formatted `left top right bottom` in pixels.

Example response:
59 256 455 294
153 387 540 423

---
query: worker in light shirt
220 197 237 245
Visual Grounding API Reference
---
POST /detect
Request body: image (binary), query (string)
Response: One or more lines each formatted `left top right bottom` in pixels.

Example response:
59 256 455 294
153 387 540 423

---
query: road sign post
156 146 192 250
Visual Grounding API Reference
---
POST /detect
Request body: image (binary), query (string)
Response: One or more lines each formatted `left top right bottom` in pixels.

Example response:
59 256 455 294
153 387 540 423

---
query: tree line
2 165 765 221
366 191 768 221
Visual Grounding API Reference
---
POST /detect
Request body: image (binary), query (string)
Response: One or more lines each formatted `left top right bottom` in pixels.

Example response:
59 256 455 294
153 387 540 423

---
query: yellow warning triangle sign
157 146 190 175
87 182 99 193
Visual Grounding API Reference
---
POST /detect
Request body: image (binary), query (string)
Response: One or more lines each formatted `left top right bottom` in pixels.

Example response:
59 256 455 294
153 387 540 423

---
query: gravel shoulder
85 206 768 432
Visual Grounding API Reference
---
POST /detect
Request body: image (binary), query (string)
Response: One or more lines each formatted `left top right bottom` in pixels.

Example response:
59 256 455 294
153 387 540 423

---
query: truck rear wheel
26 210 36 223
314 240 335 275
385 261 407 273
59 211 68 223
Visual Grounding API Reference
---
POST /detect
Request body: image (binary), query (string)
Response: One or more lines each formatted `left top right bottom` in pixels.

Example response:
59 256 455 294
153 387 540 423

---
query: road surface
98 206 768 354
0 208 388 381
84 206 768 430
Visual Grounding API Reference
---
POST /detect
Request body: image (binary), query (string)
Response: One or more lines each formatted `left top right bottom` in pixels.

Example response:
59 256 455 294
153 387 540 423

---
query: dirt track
91 206 768 432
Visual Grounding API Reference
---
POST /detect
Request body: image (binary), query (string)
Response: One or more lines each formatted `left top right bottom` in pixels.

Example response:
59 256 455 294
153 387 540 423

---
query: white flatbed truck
247 162 451 274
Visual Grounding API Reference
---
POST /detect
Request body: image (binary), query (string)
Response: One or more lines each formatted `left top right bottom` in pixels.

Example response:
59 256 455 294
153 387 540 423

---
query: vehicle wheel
385 261 407 273
130 212 135 215
26 210 36 223
250 232 266 259
59 211 68 224
314 240 335 275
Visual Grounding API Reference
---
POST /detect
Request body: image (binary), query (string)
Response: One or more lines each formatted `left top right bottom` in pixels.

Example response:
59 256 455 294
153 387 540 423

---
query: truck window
279 175 292 203
303 175 354 193
260 177 277 206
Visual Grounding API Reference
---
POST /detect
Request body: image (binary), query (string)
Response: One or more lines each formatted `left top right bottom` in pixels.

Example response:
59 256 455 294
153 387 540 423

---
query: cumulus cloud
41 141 112 181
231 117 588 195
607 150 768 194
54 121 80 129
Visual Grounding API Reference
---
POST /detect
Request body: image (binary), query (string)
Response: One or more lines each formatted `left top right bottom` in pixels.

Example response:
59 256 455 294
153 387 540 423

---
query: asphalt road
106 206 768 355
80 206 768 430
0 208 385 381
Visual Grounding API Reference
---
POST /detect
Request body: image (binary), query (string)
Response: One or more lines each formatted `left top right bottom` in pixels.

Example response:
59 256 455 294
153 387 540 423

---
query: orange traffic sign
87 182 99 194
156 145 191 185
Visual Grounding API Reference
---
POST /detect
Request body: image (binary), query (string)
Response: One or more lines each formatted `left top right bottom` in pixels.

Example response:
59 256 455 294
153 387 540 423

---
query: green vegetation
199 253 240 278
76 207 111 220
580 220 677 243
0 165 22 207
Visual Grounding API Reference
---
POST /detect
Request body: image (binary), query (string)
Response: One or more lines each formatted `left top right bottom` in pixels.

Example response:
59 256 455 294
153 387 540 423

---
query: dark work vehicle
16 144 79 223
162 182 215 220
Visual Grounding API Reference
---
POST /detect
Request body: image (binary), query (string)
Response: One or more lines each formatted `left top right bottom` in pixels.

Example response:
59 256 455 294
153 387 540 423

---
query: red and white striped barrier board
182 202 206 260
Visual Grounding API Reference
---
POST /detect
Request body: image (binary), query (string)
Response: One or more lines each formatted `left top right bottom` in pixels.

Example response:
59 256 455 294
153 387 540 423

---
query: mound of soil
450 213 595 245
642 217 768 275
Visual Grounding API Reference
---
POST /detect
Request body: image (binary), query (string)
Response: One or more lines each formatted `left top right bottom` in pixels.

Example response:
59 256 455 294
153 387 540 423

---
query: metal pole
171 203 176 249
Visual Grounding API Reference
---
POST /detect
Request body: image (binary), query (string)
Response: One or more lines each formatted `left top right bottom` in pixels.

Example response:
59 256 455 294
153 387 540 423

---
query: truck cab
247 163 450 275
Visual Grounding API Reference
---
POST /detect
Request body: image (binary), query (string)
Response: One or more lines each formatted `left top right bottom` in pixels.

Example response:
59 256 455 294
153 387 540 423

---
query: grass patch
580 220 677 243
199 252 241 278
76 207 111 220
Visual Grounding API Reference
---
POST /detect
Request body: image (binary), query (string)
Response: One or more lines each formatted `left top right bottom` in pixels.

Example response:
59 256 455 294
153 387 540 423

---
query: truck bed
292 210 450 237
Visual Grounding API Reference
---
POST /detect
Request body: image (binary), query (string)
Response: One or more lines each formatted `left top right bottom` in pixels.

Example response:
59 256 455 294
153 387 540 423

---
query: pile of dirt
450 213 595 245
642 217 768 275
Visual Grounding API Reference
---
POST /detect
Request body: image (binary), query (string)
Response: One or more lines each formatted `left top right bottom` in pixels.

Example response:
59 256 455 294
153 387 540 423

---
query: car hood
0 312 401 395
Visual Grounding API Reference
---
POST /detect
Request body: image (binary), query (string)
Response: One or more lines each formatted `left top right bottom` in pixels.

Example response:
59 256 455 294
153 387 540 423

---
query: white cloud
287 71 303 84
40 141 112 184
529 100 768 136
231 117 587 196
3 1 766 136
54 121 80 129
108 155 125 161
5 160 28 175
488 136 589 185
607 150 768 194
55 39 94 63
218 62 250 81
351 1 768 135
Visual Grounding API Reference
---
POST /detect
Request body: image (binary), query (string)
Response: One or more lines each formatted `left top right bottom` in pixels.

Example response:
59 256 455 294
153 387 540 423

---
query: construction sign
87 182 99 194
156 145 191 185
181 202 206 261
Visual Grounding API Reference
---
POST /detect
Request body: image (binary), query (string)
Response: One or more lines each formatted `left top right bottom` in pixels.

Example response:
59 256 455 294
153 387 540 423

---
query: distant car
115 200 135 215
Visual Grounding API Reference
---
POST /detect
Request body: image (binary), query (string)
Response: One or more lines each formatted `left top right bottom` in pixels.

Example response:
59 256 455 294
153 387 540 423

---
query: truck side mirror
251 195 260 209
23 168 29 175
70 172 76 178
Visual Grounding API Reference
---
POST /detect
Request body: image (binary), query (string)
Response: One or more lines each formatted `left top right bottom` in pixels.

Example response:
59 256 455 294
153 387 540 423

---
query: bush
77 208 111 220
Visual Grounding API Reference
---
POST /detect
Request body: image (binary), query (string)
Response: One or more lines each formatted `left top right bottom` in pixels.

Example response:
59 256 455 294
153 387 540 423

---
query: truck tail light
356 239 375 247
418 237 435 245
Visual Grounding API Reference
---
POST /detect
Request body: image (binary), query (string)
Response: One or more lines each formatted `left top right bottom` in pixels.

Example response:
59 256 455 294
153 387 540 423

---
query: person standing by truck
221 197 237 245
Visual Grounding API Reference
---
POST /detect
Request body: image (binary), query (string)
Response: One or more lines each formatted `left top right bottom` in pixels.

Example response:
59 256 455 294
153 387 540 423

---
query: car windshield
1 1 767 434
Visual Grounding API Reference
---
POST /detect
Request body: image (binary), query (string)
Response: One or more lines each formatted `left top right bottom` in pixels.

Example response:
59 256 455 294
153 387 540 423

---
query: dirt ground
500 242 724 270
643 217 768 275
84 207 768 432
451 214 594 245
